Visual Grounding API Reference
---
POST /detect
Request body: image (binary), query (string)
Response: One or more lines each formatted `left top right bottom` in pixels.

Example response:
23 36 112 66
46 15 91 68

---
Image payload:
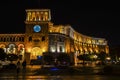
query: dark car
2 63 17 69
30 59 42 65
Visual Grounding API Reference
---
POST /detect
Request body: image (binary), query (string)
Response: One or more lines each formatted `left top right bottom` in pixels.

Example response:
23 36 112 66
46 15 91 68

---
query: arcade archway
30 47 42 59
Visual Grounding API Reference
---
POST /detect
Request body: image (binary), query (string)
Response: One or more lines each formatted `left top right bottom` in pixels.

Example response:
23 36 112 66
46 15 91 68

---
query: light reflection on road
0 75 120 80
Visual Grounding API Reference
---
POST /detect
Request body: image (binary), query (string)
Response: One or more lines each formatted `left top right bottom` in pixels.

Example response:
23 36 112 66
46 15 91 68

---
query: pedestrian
16 60 21 75
16 66 20 74
22 60 26 69
17 60 20 67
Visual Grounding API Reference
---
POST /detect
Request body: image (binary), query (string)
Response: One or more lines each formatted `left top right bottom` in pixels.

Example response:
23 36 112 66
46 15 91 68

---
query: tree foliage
57 53 70 63
97 51 107 61
43 54 54 64
77 54 91 61
0 48 7 61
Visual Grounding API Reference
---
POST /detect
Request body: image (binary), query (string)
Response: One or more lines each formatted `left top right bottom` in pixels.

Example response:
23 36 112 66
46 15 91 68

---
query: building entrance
30 47 42 59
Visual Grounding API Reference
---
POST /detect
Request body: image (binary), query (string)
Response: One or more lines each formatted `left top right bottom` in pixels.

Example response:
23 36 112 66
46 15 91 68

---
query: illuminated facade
0 9 109 64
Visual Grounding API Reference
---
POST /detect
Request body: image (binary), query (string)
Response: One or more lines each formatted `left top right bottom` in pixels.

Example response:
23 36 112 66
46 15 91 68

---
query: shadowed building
0 9 109 65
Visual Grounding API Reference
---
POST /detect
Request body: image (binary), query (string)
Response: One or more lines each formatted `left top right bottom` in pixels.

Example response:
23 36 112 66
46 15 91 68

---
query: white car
0 60 11 68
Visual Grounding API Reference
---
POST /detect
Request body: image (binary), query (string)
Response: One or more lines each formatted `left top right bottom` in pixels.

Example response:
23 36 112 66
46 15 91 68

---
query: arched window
29 36 32 42
42 36 45 41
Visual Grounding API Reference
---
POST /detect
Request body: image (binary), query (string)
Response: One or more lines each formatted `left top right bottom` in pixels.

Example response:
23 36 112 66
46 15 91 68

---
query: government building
0 9 109 65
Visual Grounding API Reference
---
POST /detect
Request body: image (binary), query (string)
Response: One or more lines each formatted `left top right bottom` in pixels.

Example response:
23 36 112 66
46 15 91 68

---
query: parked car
0 60 17 69
0 60 10 67
30 59 42 65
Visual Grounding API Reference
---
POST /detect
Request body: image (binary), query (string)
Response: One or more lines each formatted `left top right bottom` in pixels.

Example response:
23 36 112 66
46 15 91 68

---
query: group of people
16 60 26 74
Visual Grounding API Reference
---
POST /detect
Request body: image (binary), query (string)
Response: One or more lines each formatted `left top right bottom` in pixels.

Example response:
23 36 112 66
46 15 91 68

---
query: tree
109 46 120 61
43 54 54 64
98 52 106 61
57 53 71 65
0 48 7 61
77 54 91 65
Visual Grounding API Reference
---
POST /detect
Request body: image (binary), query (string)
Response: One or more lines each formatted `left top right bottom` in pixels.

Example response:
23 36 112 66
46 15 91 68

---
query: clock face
33 25 41 32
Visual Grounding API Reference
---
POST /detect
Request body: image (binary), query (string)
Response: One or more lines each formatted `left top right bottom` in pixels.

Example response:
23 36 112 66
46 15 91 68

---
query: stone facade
0 9 109 64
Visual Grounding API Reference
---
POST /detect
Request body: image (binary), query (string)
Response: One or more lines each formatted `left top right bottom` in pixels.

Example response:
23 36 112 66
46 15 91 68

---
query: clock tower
25 9 51 60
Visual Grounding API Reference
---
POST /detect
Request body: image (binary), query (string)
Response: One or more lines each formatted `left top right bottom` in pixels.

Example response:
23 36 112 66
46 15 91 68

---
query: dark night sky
0 1 120 47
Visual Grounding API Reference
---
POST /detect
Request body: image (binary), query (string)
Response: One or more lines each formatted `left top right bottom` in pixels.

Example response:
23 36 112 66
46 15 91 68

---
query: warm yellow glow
84 47 87 52
95 49 98 53
42 48 46 52
30 47 43 59
93 55 98 59
0 8 109 67
89 48 93 53
75 45 78 50
13 48 16 53
106 57 111 60
0 44 6 48
27 48 31 53
26 9 51 22
87 39 92 44
79 47 82 52
105 46 109 54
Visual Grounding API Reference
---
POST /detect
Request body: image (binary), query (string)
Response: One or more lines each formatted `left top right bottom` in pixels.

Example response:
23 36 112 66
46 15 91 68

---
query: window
29 36 32 42
42 36 45 41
